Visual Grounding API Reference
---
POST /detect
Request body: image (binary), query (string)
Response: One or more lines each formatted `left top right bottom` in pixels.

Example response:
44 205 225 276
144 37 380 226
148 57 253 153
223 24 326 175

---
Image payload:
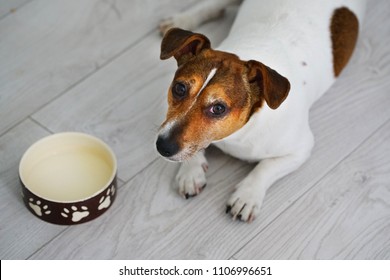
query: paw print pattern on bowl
61 206 90 222
98 185 115 210
28 198 51 216
19 132 117 225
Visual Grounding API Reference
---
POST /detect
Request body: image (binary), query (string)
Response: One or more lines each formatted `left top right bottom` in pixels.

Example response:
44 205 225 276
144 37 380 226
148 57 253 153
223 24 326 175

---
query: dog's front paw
176 160 208 199
226 186 264 223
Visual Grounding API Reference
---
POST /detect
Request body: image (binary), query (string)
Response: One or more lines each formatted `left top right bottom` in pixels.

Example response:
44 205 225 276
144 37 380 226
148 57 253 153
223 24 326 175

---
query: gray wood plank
0 0 197 135
28 0 390 259
0 120 66 259
32 6 237 183
31 33 174 183
234 120 390 259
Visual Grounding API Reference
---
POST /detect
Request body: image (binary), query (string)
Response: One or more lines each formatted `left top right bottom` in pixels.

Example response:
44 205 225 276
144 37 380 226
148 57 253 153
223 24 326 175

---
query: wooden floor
1 0 389 260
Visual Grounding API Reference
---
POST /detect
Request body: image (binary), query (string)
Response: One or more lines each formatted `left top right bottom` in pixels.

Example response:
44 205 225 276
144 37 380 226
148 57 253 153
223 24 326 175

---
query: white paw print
98 185 115 210
29 198 51 216
61 206 89 222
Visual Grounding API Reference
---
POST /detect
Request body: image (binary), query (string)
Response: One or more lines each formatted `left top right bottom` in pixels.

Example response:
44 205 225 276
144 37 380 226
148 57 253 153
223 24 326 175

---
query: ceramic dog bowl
19 132 117 225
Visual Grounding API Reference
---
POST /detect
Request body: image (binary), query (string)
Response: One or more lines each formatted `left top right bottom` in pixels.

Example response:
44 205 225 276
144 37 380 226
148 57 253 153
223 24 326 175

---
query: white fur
199 68 217 94
176 150 208 198
158 119 177 139
162 0 367 222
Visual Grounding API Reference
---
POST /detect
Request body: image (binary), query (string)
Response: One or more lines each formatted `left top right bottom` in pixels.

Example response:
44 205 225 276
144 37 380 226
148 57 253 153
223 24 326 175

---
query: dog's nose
156 136 180 158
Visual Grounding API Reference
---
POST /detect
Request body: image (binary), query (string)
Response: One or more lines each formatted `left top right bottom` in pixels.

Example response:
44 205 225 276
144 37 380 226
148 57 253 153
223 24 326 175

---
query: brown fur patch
330 7 359 77
161 28 211 66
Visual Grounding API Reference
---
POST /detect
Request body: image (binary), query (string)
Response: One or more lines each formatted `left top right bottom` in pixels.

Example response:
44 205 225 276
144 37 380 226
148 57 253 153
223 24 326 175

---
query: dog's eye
172 82 187 99
209 103 227 117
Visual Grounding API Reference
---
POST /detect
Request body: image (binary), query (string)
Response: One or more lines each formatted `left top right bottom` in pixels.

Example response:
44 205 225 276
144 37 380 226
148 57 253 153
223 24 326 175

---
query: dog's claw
226 205 232 214
226 201 257 223
181 185 206 199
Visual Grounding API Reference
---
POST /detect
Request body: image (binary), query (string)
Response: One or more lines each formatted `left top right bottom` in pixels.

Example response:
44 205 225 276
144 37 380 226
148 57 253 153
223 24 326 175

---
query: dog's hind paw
176 155 208 199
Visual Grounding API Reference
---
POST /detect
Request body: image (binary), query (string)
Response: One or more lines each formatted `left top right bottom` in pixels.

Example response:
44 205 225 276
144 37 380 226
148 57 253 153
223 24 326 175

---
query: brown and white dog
156 0 366 222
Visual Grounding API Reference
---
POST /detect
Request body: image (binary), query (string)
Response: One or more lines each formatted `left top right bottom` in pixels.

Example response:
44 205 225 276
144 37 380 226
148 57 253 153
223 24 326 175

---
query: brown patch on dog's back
331 7 359 77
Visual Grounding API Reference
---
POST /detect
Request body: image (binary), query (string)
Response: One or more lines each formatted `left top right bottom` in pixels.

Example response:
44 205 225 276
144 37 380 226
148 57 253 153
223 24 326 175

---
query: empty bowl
19 132 117 225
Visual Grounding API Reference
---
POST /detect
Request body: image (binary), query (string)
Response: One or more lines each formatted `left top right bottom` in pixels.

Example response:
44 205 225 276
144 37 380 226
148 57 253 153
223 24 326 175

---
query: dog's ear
160 28 211 66
246 60 290 110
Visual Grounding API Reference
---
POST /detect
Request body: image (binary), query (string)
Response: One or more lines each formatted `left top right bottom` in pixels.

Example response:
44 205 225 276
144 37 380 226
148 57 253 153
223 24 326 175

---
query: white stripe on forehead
198 67 217 95
158 119 177 138
164 67 218 126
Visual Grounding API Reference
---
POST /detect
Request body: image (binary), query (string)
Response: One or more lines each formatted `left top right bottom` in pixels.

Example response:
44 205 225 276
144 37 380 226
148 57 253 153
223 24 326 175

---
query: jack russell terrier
155 0 366 223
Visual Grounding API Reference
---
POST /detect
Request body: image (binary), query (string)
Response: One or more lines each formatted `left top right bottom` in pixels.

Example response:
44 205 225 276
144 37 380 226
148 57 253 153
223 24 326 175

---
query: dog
155 0 367 223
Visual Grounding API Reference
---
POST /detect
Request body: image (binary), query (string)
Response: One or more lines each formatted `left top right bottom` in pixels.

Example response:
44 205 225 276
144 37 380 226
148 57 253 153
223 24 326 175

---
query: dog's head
156 28 290 161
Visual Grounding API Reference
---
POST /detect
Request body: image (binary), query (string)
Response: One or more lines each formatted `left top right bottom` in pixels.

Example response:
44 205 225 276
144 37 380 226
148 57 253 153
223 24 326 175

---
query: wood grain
0 0 198 135
0 120 66 259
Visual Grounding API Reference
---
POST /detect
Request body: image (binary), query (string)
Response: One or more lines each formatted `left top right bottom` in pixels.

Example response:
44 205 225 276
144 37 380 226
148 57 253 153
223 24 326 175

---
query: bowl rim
19 132 117 203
